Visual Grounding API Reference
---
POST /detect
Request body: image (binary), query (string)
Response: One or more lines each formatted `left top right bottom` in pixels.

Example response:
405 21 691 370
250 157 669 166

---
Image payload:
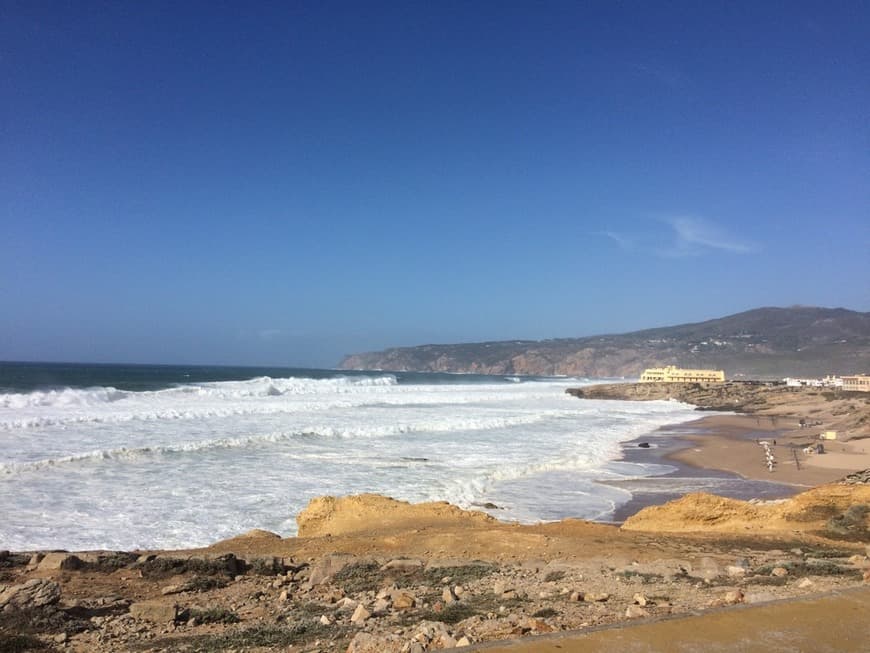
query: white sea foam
0 374 706 550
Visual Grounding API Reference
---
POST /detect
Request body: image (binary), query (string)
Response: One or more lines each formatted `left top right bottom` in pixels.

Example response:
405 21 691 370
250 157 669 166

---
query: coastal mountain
338 306 870 378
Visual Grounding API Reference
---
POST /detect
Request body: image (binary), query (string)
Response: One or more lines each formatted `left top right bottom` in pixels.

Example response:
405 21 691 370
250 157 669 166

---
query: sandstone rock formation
296 493 496 538
622 481 870 534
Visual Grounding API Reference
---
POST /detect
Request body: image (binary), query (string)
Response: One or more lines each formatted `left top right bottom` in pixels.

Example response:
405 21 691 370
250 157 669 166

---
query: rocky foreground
3 486 870 653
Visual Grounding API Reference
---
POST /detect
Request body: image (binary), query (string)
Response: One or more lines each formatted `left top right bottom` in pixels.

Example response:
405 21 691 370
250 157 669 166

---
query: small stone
376 586 394 600
319 614 333 625
798 578 814 589
492 580 507 595
390 590 416 610
350 604 371 624
723 590 744 605
457 635 471 646
278 589 290 602
161 585 184 596
373 597 391 613
584 592 610 602
771 567 789 577
337 597 359 611
625 605 648 618
726 566 747 578
633 593 648 606
442 586 459 604
569 591 583 601
53 633 68 644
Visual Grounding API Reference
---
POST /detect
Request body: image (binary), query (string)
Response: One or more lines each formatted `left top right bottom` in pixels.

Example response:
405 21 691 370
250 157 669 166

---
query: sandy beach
667 414 870 487
666 412 870 487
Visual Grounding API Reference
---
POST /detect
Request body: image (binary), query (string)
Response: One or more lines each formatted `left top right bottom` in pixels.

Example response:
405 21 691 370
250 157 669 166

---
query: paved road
472 586 870 652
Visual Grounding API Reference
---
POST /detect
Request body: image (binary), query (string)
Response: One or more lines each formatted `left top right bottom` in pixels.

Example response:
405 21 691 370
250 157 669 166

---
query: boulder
297 494 495 537
37 552 82 572
0 579 61 610
129 600 179 623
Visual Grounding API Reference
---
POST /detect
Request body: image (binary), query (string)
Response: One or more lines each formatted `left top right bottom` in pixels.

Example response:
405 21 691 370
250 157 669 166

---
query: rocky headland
339 306 870 378
566 381 870 435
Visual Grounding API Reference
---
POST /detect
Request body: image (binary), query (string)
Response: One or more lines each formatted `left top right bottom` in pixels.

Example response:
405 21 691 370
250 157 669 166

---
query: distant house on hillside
640 365 725 383
842 375 870 392
784 375 843 388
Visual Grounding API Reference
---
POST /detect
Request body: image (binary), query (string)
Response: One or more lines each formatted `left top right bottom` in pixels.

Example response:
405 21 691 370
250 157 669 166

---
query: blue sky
2 1 868 367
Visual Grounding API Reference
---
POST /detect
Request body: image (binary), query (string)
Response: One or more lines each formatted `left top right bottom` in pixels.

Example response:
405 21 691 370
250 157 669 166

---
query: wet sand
605 422 796 523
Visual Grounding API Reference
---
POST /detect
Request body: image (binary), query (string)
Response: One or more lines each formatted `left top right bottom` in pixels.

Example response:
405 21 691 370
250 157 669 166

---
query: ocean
1 362 731 551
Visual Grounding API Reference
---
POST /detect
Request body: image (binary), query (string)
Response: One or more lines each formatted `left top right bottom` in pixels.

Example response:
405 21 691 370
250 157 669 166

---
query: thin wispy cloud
595 230 635 251
662 216 757 256
597 216 758 258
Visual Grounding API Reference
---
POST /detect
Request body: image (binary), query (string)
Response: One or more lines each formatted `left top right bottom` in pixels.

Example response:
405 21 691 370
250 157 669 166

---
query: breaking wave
0 409 577 476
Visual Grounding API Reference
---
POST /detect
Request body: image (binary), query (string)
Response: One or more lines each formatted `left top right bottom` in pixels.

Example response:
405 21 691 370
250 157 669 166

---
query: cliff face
339 307 870 378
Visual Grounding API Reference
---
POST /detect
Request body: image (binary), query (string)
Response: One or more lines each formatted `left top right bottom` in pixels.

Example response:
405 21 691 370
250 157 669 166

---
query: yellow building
640 365 725 383
842 375 870 392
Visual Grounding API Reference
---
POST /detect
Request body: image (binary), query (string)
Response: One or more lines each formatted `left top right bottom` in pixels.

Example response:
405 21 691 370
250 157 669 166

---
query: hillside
339 306 870 378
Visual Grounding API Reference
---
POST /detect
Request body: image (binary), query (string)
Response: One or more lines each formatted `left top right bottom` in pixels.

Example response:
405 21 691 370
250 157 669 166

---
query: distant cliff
339 306 870 378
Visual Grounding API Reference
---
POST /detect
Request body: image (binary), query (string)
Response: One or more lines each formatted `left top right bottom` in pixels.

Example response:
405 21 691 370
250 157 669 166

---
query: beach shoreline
570 382 870 493
662 412 870 486
3 381 869 652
